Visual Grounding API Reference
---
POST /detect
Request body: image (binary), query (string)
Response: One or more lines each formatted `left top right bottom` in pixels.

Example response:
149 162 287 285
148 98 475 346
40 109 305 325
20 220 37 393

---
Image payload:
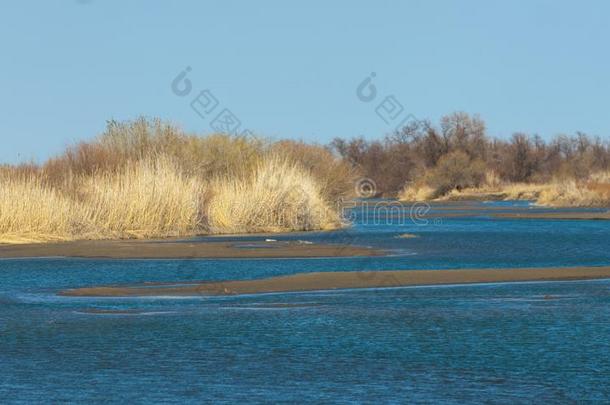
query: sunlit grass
0 176 93 243
401 171 610 207
207 157 340 234
82 156 205 239
0 119 348 244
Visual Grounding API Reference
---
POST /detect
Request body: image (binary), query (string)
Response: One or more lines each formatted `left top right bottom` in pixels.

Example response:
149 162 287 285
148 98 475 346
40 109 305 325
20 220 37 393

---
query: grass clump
537 180 610 207
207 157 340 234
0 177 93 243
426 151 486 197
82 156 205 239
398 151 486 201
270 140 355 202
404 175 610 207
398 183 435 202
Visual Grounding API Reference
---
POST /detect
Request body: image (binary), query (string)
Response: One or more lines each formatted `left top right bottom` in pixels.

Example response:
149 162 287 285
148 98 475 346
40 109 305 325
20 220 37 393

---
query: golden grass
537 180 610 207
590 171 610 183
0 118 352 244
270 140 355 201
404 173 610 207
1 154 344 244
439 183 553 203
397 183 435 201
0 157 205 243
0 177 93 243
206 157 340 234
82 156 205 239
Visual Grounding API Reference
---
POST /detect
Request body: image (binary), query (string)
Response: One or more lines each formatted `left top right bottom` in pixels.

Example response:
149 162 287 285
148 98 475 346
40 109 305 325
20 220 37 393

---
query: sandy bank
493 211 610 220
60 266 610 297
0 239 377 259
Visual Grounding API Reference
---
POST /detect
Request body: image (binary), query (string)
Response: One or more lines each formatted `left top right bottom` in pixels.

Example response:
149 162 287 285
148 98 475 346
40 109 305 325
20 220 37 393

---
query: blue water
1 201 610 403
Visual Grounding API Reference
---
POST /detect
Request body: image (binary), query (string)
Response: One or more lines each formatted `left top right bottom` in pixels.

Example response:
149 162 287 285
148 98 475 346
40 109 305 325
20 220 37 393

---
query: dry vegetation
332 112 610 207
207 158 340 234
82 157 204 239
0 118 353 244
0 176 92 243
2 112 609 244
399 174 610 207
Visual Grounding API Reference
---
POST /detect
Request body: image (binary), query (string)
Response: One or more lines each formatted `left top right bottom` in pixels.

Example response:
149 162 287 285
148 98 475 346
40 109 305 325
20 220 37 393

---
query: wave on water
73 309 177 316
221 302 325 310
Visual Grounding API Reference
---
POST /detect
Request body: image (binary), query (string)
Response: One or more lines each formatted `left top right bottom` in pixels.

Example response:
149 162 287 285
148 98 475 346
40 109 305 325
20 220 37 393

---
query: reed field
207 157 340 234
399 172 610 207
0 119 352 244
0 176 92 244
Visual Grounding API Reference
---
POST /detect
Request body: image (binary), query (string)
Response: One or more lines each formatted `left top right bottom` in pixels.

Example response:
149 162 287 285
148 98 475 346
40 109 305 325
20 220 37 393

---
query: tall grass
0 177 93 243
537 180 610 207
82 156 205 239
0 118 348 244
207 158 340 234
401 170 610 207
270 140 355 201
397 183 435 202
0 157 205 243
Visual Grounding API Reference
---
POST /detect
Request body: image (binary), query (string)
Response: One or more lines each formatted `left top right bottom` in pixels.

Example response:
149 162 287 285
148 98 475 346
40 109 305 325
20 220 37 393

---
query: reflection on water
1 201 610 403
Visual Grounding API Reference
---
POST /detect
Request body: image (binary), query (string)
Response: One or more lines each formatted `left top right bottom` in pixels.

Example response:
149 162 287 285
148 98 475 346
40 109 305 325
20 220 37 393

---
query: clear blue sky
2 0 609 163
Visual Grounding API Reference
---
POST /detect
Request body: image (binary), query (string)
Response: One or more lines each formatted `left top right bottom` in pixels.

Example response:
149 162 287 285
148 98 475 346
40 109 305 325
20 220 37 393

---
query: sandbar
60 266 610 297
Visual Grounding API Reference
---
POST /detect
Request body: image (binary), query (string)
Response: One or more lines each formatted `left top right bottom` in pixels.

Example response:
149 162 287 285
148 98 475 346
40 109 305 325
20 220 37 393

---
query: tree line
330 112 610 196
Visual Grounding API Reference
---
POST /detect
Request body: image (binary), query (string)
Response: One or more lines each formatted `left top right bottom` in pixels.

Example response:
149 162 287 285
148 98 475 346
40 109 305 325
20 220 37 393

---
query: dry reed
81 156 205 239
0 177 93 243
206 157 340 234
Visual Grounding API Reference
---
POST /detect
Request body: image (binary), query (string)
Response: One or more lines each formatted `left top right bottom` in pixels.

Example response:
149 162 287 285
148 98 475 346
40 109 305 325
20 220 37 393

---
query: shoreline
362 199 610 220
60 266 610 297
0 238 377 260
492 211 610 220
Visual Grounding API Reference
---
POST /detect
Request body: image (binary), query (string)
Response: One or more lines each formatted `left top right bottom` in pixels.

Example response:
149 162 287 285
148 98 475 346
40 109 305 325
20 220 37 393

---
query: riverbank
492 211 610 220
351 199 610 220
0 238 377 259
60 266 610 297
401 181 610 208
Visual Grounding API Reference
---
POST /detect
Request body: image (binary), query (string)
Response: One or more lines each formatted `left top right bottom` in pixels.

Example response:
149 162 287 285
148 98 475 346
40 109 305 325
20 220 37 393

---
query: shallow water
1 201 610 403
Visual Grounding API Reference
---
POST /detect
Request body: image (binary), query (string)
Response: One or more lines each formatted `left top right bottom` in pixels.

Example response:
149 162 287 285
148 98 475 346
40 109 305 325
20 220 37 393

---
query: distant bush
537 178 610 207
397 183 435 202
335 112 610 204
426 151 486 197
43 118 266 183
